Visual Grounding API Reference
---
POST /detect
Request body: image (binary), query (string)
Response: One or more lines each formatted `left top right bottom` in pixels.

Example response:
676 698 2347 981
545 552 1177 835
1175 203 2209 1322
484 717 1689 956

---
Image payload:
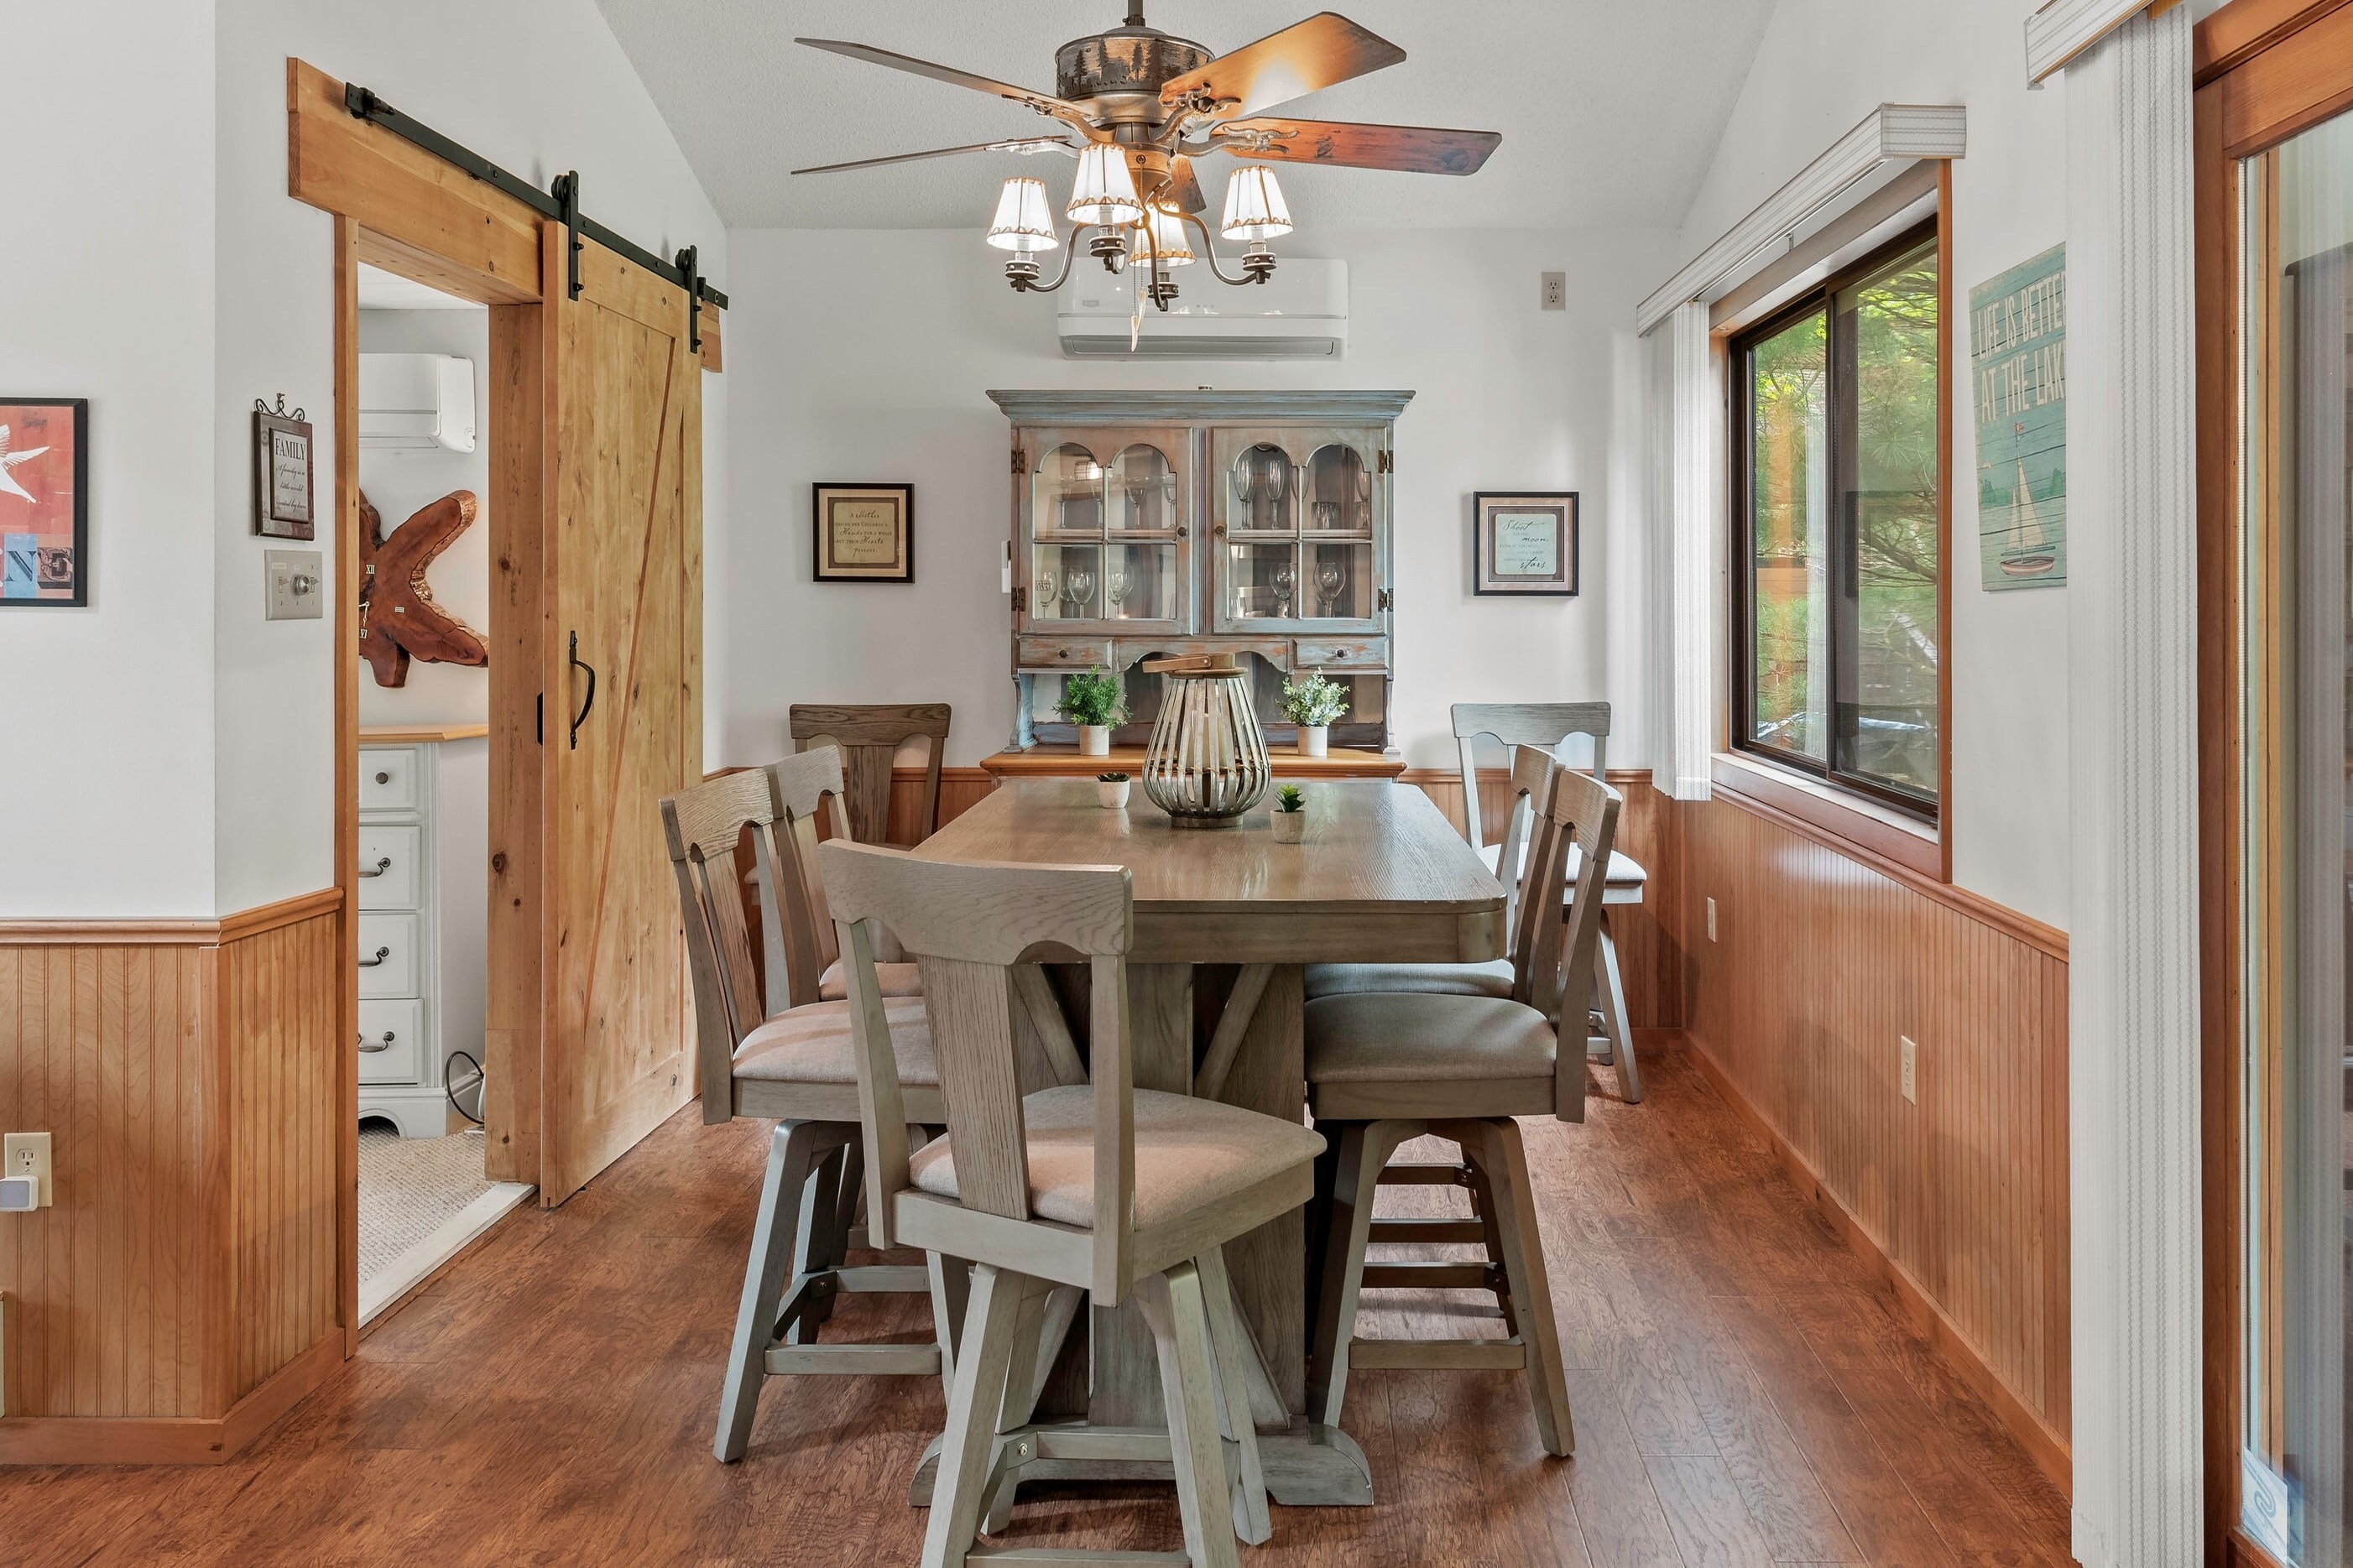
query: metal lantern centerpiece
1140 654 1270 827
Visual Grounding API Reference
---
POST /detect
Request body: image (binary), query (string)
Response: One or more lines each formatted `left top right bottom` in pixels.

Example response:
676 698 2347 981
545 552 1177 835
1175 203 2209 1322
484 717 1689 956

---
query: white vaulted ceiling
593 1 1776 232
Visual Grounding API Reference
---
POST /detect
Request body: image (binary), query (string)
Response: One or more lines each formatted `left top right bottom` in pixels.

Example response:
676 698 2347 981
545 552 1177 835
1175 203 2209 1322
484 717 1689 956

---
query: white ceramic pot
1078 724 1112 758
1096 779 1130 810
1297 725 1329 759
1271 808 1307 844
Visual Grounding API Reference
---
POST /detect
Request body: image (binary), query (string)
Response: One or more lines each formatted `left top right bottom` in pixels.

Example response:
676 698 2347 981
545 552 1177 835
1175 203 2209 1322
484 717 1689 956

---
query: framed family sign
1474 492 1578 596
253 396 315 540
812 482 914 583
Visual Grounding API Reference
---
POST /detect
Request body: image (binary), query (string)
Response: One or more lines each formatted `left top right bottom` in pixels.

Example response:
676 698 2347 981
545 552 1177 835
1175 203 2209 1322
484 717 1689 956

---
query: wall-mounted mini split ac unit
358 353 477 452
1057 258 1347 360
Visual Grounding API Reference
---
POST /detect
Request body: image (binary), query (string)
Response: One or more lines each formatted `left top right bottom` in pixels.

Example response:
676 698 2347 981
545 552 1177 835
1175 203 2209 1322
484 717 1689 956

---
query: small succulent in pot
1095 769 1131 810
1057 665 1127 757
1270 782 1307 842
1280 669 1348 758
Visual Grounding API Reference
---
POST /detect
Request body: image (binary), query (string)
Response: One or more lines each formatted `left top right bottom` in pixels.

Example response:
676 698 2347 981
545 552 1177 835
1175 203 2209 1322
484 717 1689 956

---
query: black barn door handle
568 631 597 750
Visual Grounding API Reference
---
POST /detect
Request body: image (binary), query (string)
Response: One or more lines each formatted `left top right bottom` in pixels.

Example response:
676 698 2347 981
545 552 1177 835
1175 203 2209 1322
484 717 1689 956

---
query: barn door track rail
342 83 728 321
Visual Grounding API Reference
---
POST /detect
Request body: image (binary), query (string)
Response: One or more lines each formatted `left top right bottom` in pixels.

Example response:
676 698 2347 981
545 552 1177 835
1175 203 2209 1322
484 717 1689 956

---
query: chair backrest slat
660 769 783 1124
820 841 1135 1297
1491 745 1557 940
1450 701 1613 852
764 748 853 1008
790 702 952 847
1539 766 1621 1122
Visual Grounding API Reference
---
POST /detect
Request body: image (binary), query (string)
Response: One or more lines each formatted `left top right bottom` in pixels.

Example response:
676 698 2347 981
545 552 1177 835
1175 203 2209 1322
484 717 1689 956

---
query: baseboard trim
0 1329 344 1466
1677 1029 2074 1498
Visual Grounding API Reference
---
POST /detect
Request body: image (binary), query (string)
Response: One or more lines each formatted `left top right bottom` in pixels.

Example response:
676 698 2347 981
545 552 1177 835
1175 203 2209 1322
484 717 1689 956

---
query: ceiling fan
790 6 1501 306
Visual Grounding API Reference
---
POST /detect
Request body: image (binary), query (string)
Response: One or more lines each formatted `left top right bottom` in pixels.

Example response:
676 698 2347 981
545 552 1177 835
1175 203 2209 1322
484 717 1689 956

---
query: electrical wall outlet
1540 271 1567 310
1900 1036 1918 1104
1705 897 1718 942
3 1133 51 1209
264 549 324 620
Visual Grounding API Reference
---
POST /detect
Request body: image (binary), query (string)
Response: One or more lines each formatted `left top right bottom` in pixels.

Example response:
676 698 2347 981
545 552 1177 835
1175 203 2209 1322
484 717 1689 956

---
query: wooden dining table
910 777 1506 1508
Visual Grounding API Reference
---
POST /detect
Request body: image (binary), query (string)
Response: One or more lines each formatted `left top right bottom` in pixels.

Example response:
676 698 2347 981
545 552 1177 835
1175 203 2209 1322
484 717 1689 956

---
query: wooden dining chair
760 748 924 1008
789 702 952 847
822 839 1326 1568
660 770 952 1466
1302 762 1620 1457
1451 701 1646 1102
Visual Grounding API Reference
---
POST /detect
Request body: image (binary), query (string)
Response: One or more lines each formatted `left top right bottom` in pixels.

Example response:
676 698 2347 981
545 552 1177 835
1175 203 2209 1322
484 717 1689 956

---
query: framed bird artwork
0 399 88 606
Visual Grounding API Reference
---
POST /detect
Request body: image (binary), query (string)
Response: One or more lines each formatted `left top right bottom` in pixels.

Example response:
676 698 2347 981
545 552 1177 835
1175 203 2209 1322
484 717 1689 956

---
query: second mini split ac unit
358 353 477 452
1057 258 1348 360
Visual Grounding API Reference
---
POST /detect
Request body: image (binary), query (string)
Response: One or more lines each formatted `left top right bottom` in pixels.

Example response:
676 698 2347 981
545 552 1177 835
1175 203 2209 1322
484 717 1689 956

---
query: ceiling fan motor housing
1056 26 1211 107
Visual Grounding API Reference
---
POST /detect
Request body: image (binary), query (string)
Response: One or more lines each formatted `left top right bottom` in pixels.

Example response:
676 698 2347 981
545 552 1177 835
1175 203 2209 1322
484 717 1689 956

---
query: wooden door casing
538 232 703 1205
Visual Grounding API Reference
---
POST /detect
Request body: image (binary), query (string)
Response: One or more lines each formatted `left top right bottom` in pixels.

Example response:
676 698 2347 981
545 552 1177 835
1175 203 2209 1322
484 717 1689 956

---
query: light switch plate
1541 271 1567 310
264 550 325 620
3 1133 51 1209
1900 1035 1918 1103
1705 897 1718 942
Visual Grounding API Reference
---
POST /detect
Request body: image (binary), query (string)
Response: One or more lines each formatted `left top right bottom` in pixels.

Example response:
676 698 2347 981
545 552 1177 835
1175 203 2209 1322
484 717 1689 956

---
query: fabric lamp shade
987 177 1057 252
1221 164 1293 241
1067 143 1144 227
1143 205 1196 266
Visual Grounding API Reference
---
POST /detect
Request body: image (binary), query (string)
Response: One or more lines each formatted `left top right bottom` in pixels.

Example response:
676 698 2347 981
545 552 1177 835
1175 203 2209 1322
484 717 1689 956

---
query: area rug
357 1126 493 1292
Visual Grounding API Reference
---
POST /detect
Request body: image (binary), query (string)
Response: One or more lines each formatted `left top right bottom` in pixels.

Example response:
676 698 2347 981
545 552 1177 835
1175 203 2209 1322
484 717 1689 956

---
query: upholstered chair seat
733 995 938 1086
1304 993 1557 1084
1303 957 1515 1001
817 958 923 1001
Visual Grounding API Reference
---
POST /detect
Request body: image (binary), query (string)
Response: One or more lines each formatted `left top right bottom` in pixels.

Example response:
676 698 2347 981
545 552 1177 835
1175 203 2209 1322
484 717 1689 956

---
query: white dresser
357 730 488 1137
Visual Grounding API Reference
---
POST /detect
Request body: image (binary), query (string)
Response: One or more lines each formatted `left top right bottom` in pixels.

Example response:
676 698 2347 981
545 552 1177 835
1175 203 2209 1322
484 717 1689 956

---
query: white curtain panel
1666 300 1715 801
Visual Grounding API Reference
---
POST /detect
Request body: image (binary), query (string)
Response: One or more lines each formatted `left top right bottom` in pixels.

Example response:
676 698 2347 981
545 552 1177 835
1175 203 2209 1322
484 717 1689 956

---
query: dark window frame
1730 217 1943 824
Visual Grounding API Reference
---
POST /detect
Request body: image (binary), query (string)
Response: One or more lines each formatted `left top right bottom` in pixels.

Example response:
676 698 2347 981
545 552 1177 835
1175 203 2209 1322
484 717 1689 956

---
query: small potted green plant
1270 783 1307 843
1280 669 1349 758
1057 665 1126 758
1095 770 1130 810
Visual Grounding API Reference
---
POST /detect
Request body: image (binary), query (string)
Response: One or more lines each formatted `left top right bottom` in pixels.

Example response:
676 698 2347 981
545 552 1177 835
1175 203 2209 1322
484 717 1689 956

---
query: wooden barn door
492 225 702 1205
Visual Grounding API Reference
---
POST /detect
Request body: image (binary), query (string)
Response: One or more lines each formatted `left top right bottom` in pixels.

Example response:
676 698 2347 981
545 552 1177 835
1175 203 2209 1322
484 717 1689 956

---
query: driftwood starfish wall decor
359 488 489 688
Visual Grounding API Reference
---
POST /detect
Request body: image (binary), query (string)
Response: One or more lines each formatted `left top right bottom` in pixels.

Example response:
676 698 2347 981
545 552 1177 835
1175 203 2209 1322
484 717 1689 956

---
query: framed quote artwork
812 483 914 583
253 398 316 540
1473 492 1578 596
0 398 89 607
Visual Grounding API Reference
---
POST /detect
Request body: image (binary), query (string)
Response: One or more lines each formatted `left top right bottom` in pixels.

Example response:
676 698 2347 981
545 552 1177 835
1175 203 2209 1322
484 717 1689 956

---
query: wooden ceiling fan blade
791 137 1078 177
1216 118 1501 175
796 38 1088 119
1159 13 1406 121
1168 156 1207 214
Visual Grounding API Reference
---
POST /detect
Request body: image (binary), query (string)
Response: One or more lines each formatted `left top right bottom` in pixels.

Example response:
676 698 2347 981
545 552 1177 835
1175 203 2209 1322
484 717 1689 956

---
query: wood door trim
1680 1029 2074 1495
2207 0 2353 154
2194 0 2353 81
332 216 363 1360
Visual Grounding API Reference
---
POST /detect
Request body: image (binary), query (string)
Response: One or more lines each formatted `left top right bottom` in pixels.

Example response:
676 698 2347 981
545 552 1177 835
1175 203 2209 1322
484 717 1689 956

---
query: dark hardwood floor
0 1042 2069 1566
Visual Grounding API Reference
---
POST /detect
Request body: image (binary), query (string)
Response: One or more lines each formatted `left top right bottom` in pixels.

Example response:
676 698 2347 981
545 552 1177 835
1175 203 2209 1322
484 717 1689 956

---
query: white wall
204 0 728 914
0 3 218 918
719 227 1673 770
355 310 493 729
1668 0 2074 927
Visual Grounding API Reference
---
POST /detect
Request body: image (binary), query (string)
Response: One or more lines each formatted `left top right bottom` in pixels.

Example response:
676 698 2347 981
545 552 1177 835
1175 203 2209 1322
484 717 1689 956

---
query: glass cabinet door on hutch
1209 425 1386 633
1020 428 1192 633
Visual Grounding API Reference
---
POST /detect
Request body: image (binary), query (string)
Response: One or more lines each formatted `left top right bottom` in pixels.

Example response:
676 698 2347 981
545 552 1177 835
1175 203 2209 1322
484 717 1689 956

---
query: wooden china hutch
983 389 1411 782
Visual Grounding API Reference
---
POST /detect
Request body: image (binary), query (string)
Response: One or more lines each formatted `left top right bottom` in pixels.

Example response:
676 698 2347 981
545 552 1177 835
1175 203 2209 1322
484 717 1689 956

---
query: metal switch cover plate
265 549 325 620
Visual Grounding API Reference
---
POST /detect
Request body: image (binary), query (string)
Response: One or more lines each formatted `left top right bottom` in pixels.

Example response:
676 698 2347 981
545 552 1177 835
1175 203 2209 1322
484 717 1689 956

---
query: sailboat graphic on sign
2000 458 2058 579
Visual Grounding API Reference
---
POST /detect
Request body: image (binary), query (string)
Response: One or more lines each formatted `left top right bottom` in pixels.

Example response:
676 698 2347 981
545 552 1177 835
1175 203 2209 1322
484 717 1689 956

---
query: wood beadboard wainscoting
0 890 347 1463
1672 792 2072 1492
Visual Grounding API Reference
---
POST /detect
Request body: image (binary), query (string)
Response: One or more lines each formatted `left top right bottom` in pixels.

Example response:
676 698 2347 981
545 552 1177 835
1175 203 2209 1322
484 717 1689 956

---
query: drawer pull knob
357 1031 394 1053
374 771 391 785
357 856 392 878
357 945 391 969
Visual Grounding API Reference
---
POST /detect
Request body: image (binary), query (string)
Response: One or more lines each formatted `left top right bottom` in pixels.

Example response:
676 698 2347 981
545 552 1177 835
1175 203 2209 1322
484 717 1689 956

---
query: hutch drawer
1294 636 1387 669
1018 635 1115 670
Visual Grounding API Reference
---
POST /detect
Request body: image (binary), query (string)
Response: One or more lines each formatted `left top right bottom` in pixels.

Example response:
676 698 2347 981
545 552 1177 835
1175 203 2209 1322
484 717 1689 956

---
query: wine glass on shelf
1106 570 1132 617
1270 560 1296 620
1063 568 1096 617
1316 559 1345 616
1036 570 1059 617
1354 465 1373 529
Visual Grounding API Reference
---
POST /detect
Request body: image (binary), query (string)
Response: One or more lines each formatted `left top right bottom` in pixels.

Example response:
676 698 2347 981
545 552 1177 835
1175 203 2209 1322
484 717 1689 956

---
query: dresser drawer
357 999 422 1085
357 913 420 998
359 748 420 811
356 826 422 910
1294 636 1387 670
1018 636 1114 671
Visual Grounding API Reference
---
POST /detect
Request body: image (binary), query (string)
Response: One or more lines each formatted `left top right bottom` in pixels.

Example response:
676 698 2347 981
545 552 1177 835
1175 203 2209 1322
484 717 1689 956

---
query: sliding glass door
2233 98 2353 1568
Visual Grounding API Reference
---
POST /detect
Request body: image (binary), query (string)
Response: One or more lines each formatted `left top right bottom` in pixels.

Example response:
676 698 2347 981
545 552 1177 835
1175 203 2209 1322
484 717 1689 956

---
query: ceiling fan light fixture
1221 164 1293 242
1067 143 1144 227
1143 204 1196 267
986 176 1059 252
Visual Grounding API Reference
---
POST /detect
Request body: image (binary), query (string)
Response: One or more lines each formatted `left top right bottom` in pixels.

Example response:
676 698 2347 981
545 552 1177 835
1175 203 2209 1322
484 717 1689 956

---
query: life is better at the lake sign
1970 245 2067 591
